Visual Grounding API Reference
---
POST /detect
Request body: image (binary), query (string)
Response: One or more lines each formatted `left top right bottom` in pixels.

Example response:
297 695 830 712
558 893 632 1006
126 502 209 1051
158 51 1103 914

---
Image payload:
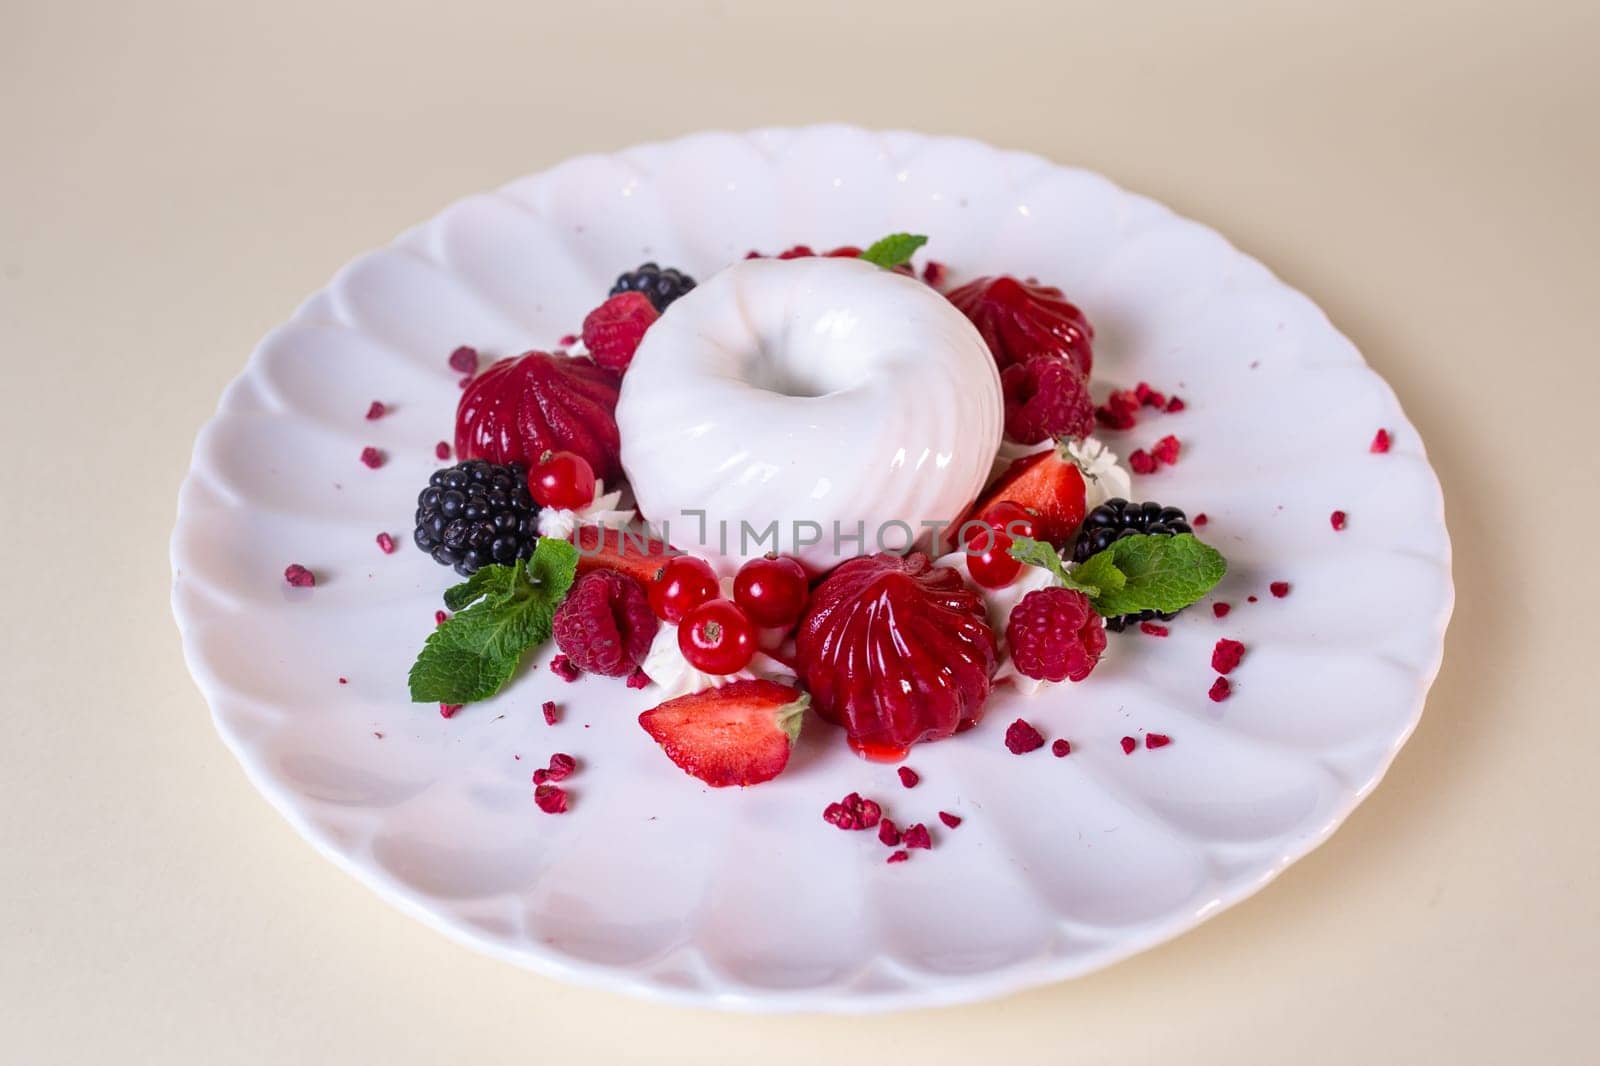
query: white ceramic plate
171 126 1453 1012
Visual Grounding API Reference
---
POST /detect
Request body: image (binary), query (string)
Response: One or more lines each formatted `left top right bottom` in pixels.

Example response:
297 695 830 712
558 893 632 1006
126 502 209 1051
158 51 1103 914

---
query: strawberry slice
571 524 674 585
967 443 1088 547
638 679 808 787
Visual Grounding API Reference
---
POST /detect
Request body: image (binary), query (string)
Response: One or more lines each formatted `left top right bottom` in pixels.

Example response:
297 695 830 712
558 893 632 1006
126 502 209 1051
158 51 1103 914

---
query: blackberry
413 460 541 576
1071 498 1194 632
609 262 696 312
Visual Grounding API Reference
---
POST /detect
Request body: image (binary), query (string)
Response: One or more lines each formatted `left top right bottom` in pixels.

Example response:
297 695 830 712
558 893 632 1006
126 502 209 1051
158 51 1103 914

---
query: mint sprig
408 537 579 705
858 233 928 269
1008 533 1225 618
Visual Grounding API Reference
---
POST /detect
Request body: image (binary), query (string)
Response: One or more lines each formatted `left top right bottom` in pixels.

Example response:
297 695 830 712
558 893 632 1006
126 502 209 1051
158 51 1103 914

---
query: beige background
4 0 1598 1062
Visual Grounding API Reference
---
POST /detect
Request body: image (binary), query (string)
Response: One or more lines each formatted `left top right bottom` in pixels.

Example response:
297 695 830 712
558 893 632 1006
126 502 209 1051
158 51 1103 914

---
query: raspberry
626 667 650 689
938 811 962 829
581 292 659 372
365 401 387 420
1370 428 1392 453
1006 588 1106 683
1209 677 1232 702
1000 356 1094 443
1212 638 1246 674
922 260 948 287
283 563 315 588
1051 739 1071 757
1004 718 1046 754
448 346 479 374
553 570 658 677
1150 435 1181 466
1120 736 1136 754
902 823 932 850
1270 581 1291 598
897 766 920 789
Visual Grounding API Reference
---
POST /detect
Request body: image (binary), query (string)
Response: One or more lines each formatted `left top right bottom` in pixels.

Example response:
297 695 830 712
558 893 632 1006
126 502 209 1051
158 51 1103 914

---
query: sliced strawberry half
638 679 808 787
571 524 675 585
966 442 1088 547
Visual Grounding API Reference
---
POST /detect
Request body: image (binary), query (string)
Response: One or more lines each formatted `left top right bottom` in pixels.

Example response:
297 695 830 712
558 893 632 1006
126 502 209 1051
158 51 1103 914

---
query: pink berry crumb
938 811 962 829
886 850 909 864
878 819 901 847
435 441 451 460
1005 718 1046 754
1270 581 1291 598
376 532 396 554
897 766 920 788
1166 396 1186 413
1150 434 1181 465
1139 622 1169 637
1370 428 1392 453
283 564 316 588
1209 677 1232 702
360 446 386 469
338 677 347 685
364 401 387 420
550 655 581 682
534 784 568 814
558 333 578 348
1247 595 1259 603
902 823 932 850
541 700 559 725
435 610 449 625
626 667 650 690
545 753 577 781
440 703 461 718
1193 513 1208 527
1120 736 1137 754
448 345 479 374
1051 739 1071 757
1128 449 1158 475
1146 733 1172 749
1212 602 1231 618
1331 510 1348 531
1212 638 1246 674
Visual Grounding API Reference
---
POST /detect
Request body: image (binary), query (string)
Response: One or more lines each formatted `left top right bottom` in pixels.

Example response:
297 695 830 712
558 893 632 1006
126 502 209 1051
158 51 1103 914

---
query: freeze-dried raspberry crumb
897 766 920 789
457 375 473 389
440 703 461 718
1247 594 1259 603
534 784 568 814
1120 736 1137 754
1212 602 1231 618
1134 381 1163 407
338 677 347 685
1004 718 1046 754
448 345 479 374
552 570 658 677
878 819 901 847
541 700 559 725
376 532 396 554
1007 587 1106 682
823 792 882 831
360 446 386 469
435 441 451 460
886 850 909 864
435 609 449 625
1000 355 1095 443
1193 512 1208 527
938 811 962 829
550 654 581 682
1370 428 1392 453
1331 510 1348 531
1095 388 1140 430
1212 638 1246 674
558 333 578 348
1051 739 1071 757
922 260 948 287
365 401 387 420
1139 622 1169 637
626 667 650 689
1129 448 1158 474
902 823 932 850
1209 677 1232 702
1166 396 1186 413
1270 581 1291 598
544 753 577 781
1146 733 1172 749
582 292 659 373
283 563 315 588
1150 434 1181 466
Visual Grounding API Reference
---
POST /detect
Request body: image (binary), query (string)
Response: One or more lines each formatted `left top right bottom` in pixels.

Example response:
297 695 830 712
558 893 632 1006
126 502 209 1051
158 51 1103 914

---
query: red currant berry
732 555 810 629
647 555 719 623
528 450 596 511
678 599 757 675
965 526 1022 589
982 500 1038 541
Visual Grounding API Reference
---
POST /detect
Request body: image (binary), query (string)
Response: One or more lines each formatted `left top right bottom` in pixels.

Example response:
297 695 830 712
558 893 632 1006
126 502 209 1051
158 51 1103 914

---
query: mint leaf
1085 533 1226 618
408 538 580 704
1007 536 1101 596
859 233 928 269
1069 550 1126 600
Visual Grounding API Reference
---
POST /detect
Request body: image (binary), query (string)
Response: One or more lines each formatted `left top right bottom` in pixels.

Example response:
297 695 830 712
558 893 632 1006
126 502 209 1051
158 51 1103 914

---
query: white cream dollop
535 479 639 541
616 257 1003 574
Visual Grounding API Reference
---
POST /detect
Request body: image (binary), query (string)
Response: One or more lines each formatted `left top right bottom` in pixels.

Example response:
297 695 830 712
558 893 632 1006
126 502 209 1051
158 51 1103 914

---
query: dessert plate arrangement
171 126 1453 1012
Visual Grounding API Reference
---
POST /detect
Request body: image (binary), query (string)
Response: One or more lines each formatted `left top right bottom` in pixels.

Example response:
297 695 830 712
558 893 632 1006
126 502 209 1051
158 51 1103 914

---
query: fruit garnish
795 552 996 755
570 524 674 585
528 450 597 511
1070 498 1195 630
1000 355 1094 443
1010 530 1226 623
966 442 1089 548
647 555 719 623
552 569 658 678
408 537 579 705
638 679 807 787
677 598 757 675
963 526 1022 589
609 262 697 312
455 351 623 481
858 233 928 270
414 460 540 576
732 554 810 629
581 292 658 372
945 275 1094 375
1005 588 1107 682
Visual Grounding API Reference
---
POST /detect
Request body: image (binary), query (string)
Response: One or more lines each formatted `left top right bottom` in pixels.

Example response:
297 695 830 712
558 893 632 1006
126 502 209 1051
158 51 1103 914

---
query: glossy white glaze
616 256 1003 572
